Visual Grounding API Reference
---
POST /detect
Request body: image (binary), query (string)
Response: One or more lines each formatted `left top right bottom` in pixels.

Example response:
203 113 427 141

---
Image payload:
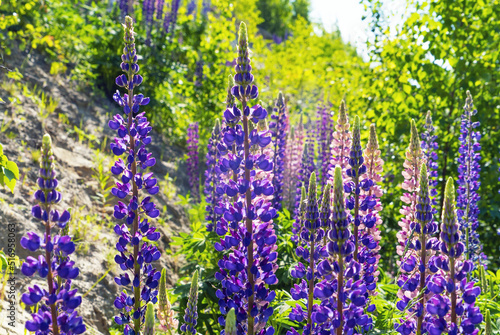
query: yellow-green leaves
0 144 19 193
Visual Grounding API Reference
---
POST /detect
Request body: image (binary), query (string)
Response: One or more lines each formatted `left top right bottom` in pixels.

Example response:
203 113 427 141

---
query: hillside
0 44 191 334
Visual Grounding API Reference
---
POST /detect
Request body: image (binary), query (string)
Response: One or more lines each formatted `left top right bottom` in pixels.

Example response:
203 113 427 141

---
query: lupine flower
424 177 482 335
283 116 304 211
205 119 222 232
181 270 199 334
395 164 439 334
421 111 439 212
342 117 379 325
396 119 425 262
143 0 156 44
292 143 313 240
288 174 330 334
318 105 333 188
456 91 483 265
194 58 204 87
187 122 200 202
110 17 161 335
168 0 180 37
119 0 129 18
214 22 278 335
314 166 371 334
187 0 196 15
359 124 384 296
269 92 288 213
156 0 165 20
21 134 85 335
158 268 179 332
328 100 351 183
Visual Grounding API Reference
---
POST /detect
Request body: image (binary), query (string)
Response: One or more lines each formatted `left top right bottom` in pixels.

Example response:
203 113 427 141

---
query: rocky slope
0 45 192 334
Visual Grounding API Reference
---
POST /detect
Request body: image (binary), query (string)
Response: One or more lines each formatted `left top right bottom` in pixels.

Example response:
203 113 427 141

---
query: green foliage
0 143 19 193
358 0 500 269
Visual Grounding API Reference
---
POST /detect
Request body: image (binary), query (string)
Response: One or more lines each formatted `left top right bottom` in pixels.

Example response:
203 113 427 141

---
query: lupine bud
181 270 199 334
22 134 85 335
144 302 155 335
457 91 484 266
225 309 237 335
485 309 492 335
158 268 178 331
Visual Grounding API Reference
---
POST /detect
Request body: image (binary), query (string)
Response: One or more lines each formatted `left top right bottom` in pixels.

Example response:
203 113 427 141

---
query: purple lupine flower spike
187 122 200 202
315 166 371 334
110 17 161 335
457 91 483 266
359 124 384 296
318 104 333 188
215 22 277 335
425 178 482 335
395 164 438 334
284 115 304 212
421 111 439 211
205 119 222 232
22 134 86 335
269 92 288 213
181 270 199 334
288 175 330 334
293 142 312 241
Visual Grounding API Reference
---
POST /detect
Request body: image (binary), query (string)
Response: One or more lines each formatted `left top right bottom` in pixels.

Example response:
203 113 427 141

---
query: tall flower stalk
395 164 438 335
205 119 222 232
288 174 329 334
214 22 278 335
187 122 200 202
269 92 288 213
315 166 370 334
181 270 199 334
21 134 86 335
110 16 161 335
424 177 482 335
421 111 439 211
456 91 483 265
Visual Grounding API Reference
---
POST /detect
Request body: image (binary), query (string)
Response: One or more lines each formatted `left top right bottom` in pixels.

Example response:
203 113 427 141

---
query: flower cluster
21 134 86 335
213 22 278 335
269 92 288 213
110 16 161 335
328 100 351 182
314 166 372 334
345 117 380 315
283 117 304 211
317 105 333 188
288 173 330 334
205 119 222 232
395 164 439 334
421 111 439 212
187 122 200 202
424 178 482 335
292 142 314 241
456 91 483 265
